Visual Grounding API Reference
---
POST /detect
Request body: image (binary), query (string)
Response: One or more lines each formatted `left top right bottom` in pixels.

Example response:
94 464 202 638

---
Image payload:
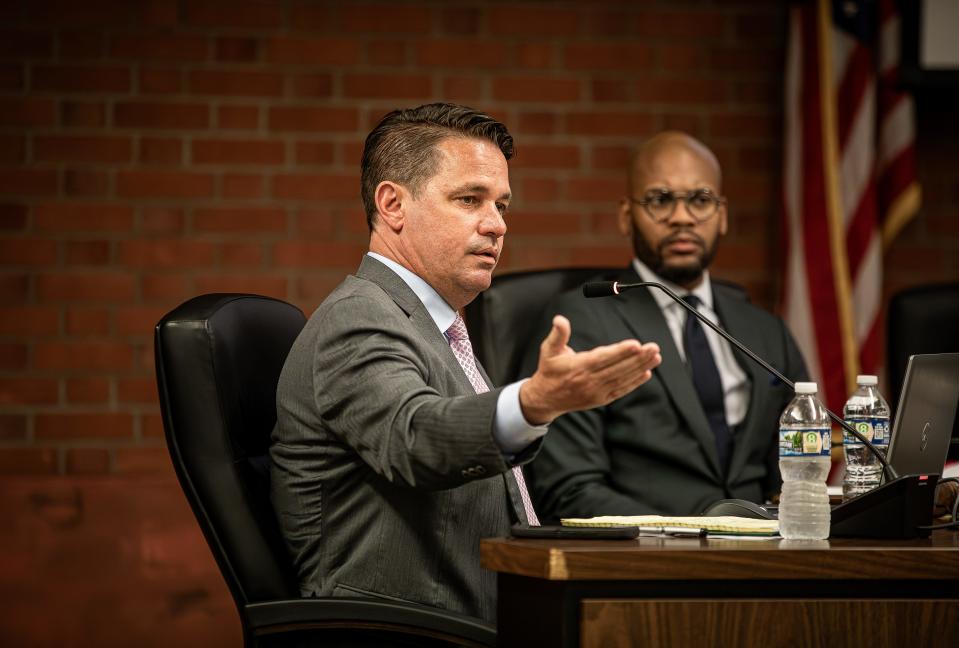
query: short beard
631 226 718 287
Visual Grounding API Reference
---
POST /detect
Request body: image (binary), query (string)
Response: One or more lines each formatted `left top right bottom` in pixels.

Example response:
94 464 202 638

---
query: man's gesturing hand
519 315 661 425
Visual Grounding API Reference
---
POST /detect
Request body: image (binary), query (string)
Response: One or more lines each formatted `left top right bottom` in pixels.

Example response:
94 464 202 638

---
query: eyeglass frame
628 188 727 224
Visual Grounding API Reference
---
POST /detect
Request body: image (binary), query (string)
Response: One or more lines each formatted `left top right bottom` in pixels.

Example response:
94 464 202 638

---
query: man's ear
717 203 728 237
374 181 406 233
617 198 632 237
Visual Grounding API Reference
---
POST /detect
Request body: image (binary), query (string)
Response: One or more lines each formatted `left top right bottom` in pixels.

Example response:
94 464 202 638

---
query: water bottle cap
795 381 818 394
856 375 878 385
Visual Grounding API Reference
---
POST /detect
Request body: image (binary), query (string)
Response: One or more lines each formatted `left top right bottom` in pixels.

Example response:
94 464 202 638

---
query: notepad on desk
561 515 780 537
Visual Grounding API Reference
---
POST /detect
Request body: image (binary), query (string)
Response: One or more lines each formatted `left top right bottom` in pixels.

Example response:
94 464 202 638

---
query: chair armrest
245 597 496 647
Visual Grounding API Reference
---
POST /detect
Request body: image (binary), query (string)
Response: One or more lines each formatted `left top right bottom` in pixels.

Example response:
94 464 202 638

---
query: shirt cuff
493 379 548 456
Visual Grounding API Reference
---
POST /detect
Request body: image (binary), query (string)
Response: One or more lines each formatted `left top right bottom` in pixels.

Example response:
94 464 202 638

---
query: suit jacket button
475 466 486 476
461 468 471 477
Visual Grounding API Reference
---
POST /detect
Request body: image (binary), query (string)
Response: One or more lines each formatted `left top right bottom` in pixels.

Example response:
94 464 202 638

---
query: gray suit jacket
270 255 536 623
522 266 808 520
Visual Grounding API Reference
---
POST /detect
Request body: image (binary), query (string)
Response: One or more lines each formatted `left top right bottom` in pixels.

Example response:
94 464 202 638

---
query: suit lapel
609 268 723 481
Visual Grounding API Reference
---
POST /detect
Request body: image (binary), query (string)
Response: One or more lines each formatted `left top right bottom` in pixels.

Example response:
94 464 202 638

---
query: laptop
884 352 959 479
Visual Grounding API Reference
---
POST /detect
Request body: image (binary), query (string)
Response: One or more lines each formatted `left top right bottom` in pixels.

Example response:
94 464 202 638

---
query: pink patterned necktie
445 313 540 526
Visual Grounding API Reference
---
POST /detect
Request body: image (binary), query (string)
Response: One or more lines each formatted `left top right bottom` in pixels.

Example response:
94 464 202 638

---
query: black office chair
464 267 618 386
155 294 496 648
887 283 959 459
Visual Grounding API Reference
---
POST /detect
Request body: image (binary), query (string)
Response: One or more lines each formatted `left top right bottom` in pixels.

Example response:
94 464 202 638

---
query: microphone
583 279 938 539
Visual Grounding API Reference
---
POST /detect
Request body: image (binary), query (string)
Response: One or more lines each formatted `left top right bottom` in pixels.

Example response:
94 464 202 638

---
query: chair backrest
155 293 307 608
887 284 959 457
464 267 618 386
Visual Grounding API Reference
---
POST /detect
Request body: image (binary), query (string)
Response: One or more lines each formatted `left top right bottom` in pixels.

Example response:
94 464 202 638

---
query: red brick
188 70 283 97
441 76 483 102
367 40 407 66
290 74 334 98
64 169 109 196
65 239 110 266
35 342 134 371
635 11 729 40
0 134 24 164
416 40 509 68
506 211 581 236
0 448 58 475
565 111 656 136
217 105 259 129
570 246 632 266
0 64 23 91
659 45 706 71
139 137 182 164
117 377 157 404
192 139 285 165
114 102 209 130
110 34 208 61
0 239 58 266
511 144 581 170
65 307 111 335
709 111 778 138
520 177 561 203
272 174 358 200
662 113 705 134
140 206 185 234
0 30 52 57
141 274 191 300
139 67 182 94
636 77 729 104
117 171 214 198
0 344 27 370
117 306 167 335
340 141 364 167
221 242 263 266
296 209 336 237
65 448 112 474
34 136 133 164
38 204 134 233
61 101 106 128
735 80 778 105
194 274 288 297
590 79 632 103
186 0 283 28
343 73 432 99
295 274 346 303
266 36 360 65
0 413 27 439
0 306 59 336
488 7 579 35
119 239 215 267
273 242 366 268
563 43 653 70
142 412 165 438
35 412 134 440
66 377 110 403
0 378 59 404
440 6 480 35
514 42 555 69
339 207 370 235
0 98 57 127
516 112 558 135
115 446 170 474
59 30 104 59
493 77 581 102
33 65 130 93
268 106 358 132
592 145 632 170
194 207 286 233
295 141 334 166
0 203 28 230
0 274 29 301
222 173 265 199
216 36 259 62
339 4 431 33
567 176 626 202
37 273 136 301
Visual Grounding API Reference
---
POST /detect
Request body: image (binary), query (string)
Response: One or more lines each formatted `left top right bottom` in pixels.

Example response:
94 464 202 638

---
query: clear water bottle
842 375 891 500
778 382 832 540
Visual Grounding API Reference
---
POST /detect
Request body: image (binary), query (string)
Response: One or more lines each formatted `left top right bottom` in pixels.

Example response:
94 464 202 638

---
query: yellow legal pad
561 515 780 536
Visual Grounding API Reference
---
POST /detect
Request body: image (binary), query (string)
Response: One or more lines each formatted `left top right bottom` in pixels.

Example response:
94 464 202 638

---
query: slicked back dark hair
360 102 514 231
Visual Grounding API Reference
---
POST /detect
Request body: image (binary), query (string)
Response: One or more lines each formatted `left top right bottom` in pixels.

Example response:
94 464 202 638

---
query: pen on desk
638 526 706 537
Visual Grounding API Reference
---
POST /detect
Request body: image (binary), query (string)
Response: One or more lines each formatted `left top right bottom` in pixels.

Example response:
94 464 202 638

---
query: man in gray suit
523 131 809 520
270 103 661 624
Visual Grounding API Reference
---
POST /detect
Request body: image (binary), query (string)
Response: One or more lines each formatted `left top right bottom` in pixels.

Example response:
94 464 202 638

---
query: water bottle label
842 417 890 446
779 427 831 456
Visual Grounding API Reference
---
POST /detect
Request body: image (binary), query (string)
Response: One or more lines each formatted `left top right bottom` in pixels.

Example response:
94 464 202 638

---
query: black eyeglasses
629 188 726 224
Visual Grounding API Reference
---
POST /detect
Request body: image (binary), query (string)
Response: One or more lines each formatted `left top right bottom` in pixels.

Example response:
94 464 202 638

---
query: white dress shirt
367 252 546 455
632 258 751 428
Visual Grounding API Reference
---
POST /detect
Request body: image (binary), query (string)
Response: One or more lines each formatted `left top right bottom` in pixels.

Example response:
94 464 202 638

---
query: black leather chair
464 267 618 386
887 284 959 459
155 293 496 648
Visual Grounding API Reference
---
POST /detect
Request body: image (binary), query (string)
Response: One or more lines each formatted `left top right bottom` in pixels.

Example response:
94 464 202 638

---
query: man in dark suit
523 131 809 520
269 103 661 623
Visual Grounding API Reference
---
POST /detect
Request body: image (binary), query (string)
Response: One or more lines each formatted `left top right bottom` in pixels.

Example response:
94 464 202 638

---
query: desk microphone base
830 474 938 539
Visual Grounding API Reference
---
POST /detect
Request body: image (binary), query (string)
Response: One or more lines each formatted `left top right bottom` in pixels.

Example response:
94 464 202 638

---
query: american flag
781 0 921 414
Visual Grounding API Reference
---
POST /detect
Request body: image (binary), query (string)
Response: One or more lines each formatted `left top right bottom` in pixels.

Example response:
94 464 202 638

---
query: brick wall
1 1 956 644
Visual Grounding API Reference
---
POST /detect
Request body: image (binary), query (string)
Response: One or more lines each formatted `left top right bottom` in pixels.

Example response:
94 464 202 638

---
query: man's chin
658 260 705 286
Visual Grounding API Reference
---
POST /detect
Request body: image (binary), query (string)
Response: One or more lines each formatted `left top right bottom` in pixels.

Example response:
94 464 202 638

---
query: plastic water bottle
778 382 832 540
842 375 891 500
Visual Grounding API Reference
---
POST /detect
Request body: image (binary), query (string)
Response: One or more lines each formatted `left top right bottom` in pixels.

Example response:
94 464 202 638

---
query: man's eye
690 192 712 207
647 192 673 207
459 196 477 206
496 202 508 215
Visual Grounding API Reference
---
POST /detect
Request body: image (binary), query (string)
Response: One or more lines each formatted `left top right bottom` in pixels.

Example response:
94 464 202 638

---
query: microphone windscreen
582 282 616 298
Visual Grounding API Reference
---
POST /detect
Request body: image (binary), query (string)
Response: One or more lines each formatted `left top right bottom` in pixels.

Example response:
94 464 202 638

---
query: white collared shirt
367 252 546 455
632 258 750 428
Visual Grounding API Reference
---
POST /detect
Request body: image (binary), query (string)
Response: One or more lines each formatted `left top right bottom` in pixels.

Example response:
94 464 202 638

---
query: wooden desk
481 532 959 648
